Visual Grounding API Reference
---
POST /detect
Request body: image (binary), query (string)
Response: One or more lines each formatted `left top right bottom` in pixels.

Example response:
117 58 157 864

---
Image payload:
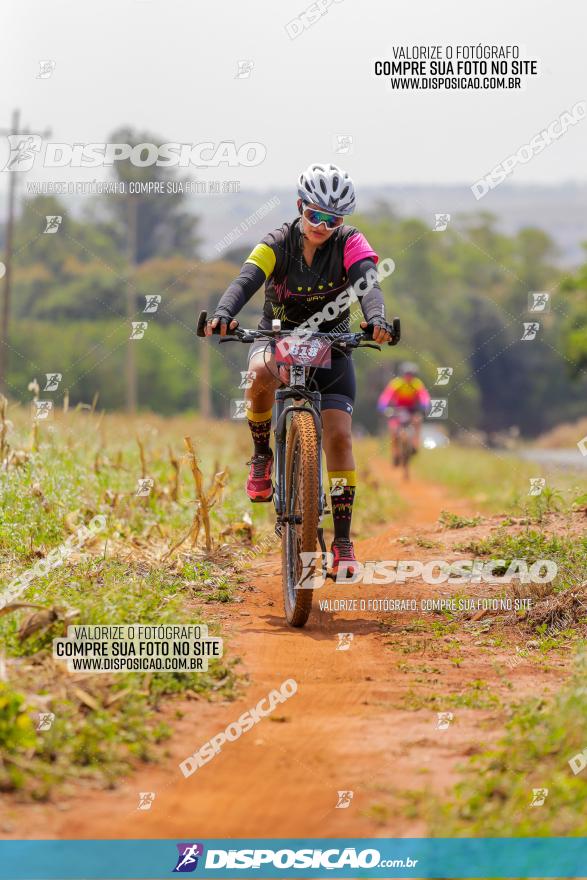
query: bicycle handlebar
196 310 401 348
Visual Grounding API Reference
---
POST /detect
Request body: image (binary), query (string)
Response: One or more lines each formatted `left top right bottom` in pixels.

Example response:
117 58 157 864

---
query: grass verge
429 652 587 836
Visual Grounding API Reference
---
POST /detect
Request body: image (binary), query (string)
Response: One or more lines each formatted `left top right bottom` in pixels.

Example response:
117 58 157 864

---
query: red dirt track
1 463 568 840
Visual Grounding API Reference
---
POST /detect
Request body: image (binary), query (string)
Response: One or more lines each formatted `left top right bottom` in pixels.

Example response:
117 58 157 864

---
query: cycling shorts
248 339 355 415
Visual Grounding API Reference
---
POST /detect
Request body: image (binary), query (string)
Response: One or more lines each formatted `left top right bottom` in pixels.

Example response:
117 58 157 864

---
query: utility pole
126 195 138 413
0 110 50 392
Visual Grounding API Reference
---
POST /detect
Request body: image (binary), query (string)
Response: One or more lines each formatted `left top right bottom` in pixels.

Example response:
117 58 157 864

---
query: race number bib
275 337 332 368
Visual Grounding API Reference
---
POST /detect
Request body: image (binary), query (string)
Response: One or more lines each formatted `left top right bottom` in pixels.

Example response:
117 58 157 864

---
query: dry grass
536 416 587 449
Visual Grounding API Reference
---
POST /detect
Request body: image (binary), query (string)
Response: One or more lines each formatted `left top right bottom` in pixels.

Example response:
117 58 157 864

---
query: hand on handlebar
197 307 400 350
360 320 390 345
204 316 239 337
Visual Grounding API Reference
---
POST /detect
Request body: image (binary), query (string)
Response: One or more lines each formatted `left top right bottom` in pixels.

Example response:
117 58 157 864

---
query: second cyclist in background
378 363 430 466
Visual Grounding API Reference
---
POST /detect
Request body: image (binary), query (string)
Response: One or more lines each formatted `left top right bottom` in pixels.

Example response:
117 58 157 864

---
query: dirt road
1 462 569 839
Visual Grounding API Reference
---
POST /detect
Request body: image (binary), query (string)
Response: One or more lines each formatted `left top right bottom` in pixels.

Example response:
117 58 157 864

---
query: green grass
429 653 587 836
413 445 585 514
402 679 501 711
0 409 246 797
0 554 237 796
451 527 587 594
361 802 392 825
439 510 483 529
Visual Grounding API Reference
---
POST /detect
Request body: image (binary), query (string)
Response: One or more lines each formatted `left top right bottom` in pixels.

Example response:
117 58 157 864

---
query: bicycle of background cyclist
378 362 430 478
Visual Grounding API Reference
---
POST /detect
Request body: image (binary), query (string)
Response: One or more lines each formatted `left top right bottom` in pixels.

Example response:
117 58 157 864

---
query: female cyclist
205 163 395 575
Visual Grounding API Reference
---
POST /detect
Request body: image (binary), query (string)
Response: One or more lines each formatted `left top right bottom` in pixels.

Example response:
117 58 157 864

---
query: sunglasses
302 206 344 230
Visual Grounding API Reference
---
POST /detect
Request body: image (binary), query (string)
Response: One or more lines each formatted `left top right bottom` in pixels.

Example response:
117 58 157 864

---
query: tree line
1 128 586 435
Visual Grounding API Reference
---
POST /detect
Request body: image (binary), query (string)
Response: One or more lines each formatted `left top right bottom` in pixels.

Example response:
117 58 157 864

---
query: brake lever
359 342 382 351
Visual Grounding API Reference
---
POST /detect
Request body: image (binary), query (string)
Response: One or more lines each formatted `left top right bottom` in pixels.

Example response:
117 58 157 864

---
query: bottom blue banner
0 838 586 879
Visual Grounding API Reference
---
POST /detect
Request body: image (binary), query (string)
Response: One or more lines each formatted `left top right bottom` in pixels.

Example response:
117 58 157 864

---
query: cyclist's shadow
244 608 382 641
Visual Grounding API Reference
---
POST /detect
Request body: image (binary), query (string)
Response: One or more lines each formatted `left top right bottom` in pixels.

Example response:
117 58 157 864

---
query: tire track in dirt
1 458 569 840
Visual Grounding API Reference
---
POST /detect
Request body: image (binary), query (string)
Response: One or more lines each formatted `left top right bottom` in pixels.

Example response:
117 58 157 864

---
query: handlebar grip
196 310 208 338
197 310 238 337
390 317 401 346
364 318 401 345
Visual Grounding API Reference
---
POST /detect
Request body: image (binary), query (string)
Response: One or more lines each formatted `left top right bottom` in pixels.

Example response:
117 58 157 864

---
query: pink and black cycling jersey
214 217 385 334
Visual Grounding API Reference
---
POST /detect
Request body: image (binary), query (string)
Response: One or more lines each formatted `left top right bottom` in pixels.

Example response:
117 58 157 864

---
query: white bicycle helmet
297 163 356 215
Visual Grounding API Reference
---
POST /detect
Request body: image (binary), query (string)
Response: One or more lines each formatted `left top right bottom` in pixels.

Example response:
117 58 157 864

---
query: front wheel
282 411 320 627
398 427 412 481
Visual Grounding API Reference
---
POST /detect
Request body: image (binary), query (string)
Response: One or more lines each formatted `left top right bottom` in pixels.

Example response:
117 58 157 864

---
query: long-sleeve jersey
214 217 386 334
378 376 431 412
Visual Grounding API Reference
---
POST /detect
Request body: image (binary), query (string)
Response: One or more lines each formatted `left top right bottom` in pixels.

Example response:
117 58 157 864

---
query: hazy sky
2 0 586 190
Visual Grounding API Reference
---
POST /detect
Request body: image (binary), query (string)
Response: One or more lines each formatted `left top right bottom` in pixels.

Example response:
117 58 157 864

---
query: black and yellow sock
328 470 357 541
247 408 273 455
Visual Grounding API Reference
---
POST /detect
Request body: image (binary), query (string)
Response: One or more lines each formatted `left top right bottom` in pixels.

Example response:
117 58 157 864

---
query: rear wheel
282 411 320 627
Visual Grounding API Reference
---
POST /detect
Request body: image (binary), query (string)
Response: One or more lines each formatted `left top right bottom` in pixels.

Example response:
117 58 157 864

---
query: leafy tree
5 195 586 432
13 196 121 275
104 126 201 263
560 247 587 376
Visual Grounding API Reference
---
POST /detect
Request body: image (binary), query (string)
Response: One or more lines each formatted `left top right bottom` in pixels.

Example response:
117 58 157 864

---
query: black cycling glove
365 318 400 345
207 314 239 333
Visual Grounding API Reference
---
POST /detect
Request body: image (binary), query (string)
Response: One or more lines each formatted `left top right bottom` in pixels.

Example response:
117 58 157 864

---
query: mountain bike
197 311 401 628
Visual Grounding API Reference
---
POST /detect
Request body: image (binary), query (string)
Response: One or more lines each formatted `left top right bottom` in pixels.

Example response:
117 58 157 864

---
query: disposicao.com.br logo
196 846 418 871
